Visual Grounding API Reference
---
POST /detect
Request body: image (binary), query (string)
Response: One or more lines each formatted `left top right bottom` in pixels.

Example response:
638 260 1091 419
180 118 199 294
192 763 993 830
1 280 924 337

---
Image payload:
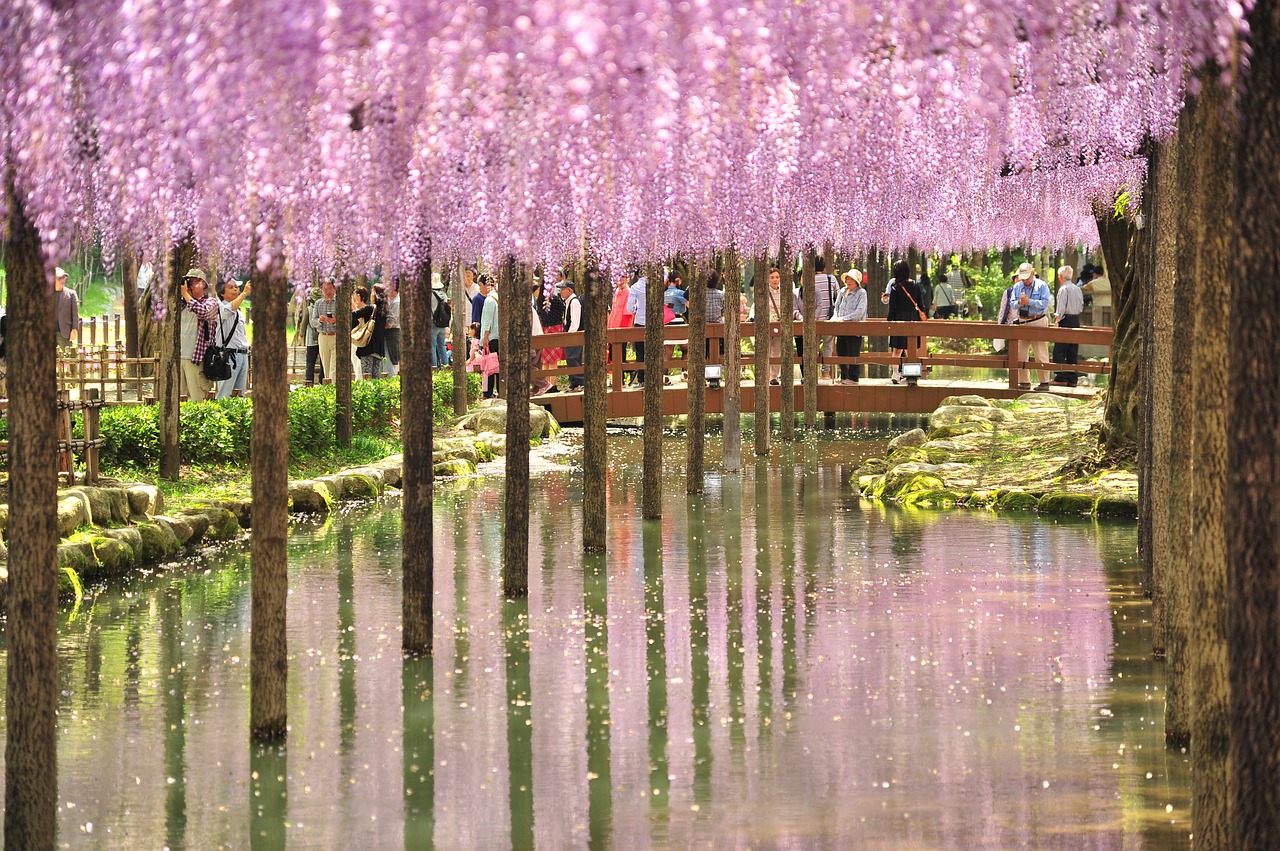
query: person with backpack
429 277 450 368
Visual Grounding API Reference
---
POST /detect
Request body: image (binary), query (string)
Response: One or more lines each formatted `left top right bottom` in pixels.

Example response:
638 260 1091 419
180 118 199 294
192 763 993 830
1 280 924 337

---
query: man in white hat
1009 262 1052 390
54 267 81 349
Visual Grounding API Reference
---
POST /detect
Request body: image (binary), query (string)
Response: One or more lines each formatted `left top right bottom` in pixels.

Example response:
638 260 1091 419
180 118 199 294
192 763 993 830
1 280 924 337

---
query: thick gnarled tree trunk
160 238 193 478
582 262 609 552
1095 195 1147 451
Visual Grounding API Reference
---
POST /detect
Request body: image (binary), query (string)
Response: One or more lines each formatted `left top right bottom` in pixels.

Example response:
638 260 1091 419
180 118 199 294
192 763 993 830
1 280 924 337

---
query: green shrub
99 405 160 468
353 377 400 435
179 403 242 463
433 370 481 422
288 385 337 458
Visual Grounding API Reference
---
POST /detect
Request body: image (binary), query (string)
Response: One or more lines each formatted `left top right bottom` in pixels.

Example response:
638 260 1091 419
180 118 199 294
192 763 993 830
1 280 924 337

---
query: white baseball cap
1016 262 1035 281
55 266 68 279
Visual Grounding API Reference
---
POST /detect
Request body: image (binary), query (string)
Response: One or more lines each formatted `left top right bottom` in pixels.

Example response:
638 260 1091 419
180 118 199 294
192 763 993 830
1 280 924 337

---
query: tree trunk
403 259 434 654
3 174 58 850
686 259 707 493
753 253 770 456
1095 203 1145 450
1188 70 1235 851
502 259 531 596
722 248 742 472
1145 133 1178 655
336 274 354 448
801 248 817 431
122 248 140 372
1164 100 1199 750
497 260 510 401
452 260 468 416
1229 2 1280 843
582 261 608 552
642 263 664 519
160 239 192 478
249 246 289 742
778 243 795 442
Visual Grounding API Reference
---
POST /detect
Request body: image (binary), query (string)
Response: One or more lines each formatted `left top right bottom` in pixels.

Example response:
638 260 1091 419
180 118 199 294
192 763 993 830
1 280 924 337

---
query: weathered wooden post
336 273 354 448
722 249 742 472
503 259 532 596
403 257 435 654
801 248 818 431
3 177 58 850
686 259 707 493
250 244 289 742
753 253 770 457
642 262 664 519
452 259 469 416
582 261 609 552
779 242 795 441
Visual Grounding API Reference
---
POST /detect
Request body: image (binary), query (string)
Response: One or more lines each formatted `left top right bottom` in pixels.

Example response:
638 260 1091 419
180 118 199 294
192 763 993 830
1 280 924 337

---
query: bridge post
643 262 664 519
779 240 795 442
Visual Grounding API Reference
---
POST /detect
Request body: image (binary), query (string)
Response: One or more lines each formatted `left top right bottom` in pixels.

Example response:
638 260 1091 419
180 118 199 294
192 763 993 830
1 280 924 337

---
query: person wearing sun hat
1008 261 1052 390
179 268 220 399
832 268 868 384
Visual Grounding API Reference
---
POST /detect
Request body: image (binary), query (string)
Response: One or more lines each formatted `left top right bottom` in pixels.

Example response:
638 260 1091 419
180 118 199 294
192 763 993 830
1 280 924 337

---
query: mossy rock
153 515 194 547
901 488 962 508
126 484 164 518
888 428 928 450
1038 492 1096 515
434 458 474 478
91 537 134 574
433 441 481 467
205 499 252 530
1018 392 1071 407
996 491 1039 511
202 507 242 540
855 458 890 476
337 472 381 500
135 521 180 561
376 460 404 489
475 432 507 456
1094 494 1139 519
929 405 1015 429
857 474 882 493
289 481 334 515
101 527 144 556
928 421 995 440
66 486 131 526
887 446 930 465
893 472 946 500
57 495 92 538
938 395 993 408
56 541 96 573
173 510 212 542
924 447 951 464
881 462 950 498
967 489 998 508
922 439 960 452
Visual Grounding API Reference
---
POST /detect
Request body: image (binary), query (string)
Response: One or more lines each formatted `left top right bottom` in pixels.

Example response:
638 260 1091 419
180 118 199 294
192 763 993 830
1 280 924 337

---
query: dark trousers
305 344 323 384
633 336 645 385
484 340 500 397
565 345 584 389
935 305 958 319
1052 314 1080 384
836 335 863 381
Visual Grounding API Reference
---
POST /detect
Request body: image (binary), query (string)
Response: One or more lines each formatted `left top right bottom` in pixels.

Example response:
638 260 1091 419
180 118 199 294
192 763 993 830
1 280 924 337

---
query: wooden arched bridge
526 319 1112 425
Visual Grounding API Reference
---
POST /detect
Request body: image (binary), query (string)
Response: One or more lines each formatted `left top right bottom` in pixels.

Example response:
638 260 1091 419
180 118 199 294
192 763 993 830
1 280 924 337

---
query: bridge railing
529 320 1112 391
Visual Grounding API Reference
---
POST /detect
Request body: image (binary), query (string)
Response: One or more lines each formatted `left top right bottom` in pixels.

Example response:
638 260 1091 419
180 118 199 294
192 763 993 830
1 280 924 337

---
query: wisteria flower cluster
0 0 1246 277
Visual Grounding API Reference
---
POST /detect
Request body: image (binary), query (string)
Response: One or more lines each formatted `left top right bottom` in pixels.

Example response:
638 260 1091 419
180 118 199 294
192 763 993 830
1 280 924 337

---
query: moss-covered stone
893 473 946 500
376 460 404 489
901 488 961 508
67 486 131 526
475 432 507 456
1094 494 1139 519
881 462 949 498
289 480 334 514
433 441 481 467
888 428 927 450
92 537 134 574
938 395 993 408
996 491 1038 511
434 458 475 478
56 541 96 573
126 484 164 517
173 510 212 542
337 472 381 500
1037 492 1096 515
928 421 995 440
929 405 1015 429
101 526 143 555
201 507 242 540
855 458 890 476
887 446 930 465
153 515 194 547
57 495 92 538
924 446 951 464
857 474 882 493
135 521 180 560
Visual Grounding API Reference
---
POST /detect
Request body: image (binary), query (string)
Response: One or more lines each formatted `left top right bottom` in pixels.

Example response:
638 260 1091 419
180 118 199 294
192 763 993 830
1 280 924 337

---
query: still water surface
3 436 1189 848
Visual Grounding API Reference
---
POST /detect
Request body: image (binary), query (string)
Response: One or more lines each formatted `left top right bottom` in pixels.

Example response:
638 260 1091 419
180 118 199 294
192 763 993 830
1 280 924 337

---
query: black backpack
431 291 452 329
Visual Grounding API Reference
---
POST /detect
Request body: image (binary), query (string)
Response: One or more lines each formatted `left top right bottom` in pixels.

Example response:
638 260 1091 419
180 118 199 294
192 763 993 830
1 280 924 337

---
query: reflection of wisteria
0 441 1189 848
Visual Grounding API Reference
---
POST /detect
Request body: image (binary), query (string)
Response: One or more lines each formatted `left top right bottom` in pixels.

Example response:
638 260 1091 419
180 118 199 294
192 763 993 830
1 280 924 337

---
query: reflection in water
0 436 1192 848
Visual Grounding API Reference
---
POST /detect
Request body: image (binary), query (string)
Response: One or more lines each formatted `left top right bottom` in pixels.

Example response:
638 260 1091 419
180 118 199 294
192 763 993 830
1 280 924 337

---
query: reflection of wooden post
723 249 742 472
753 253 769 457
403 258 435 654
686 259 706 493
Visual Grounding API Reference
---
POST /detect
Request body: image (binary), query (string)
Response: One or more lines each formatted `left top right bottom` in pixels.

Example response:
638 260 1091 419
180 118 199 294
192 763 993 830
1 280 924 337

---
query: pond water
1 435 1189 848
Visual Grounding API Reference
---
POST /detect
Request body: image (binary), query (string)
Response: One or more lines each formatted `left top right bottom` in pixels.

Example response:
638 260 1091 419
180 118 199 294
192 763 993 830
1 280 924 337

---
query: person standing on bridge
1009 262 1051 391
833 268 867 384
625 268 647 387
560 278 585 391
1051 265 1084 386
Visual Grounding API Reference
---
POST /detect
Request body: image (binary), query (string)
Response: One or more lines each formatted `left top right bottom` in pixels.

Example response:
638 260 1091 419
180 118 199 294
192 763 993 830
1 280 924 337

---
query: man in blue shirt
1010 262 1052 390
470 274 490 324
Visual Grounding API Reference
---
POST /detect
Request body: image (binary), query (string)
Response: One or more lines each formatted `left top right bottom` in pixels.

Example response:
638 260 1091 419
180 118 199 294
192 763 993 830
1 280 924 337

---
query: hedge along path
249 247 289 743
402 257 435 655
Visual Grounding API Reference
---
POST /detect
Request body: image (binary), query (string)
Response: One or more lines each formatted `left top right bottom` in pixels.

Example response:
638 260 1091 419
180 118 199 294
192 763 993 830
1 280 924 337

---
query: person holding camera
214 277 252 398
1002 262 1051 390
179 268 220 400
